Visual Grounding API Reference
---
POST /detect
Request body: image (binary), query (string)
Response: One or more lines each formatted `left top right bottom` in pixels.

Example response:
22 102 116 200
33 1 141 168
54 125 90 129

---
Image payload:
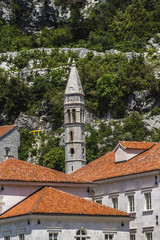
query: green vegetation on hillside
0 51 158 122
0 0 160 52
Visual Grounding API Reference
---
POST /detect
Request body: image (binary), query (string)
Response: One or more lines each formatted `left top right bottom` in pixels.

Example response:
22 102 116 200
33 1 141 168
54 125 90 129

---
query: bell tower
64 61 86 174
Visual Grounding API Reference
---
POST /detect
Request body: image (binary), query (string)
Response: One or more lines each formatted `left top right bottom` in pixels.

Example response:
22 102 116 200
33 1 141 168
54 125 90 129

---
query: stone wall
0 127 20 162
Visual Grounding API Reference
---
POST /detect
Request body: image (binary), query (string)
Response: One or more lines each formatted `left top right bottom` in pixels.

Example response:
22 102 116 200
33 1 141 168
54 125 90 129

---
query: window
5 147 10 156
72 109 76 122
70 148 74 155
19 234 25 240
82 148 84 155
96 200 102 204
105 234 113 240
76 229 87 240
128 195 135 212
67 109 71 123
130 234 136 240
146 233 152 240
145 193 152 210
4 236 10 240
70 131 73 142
112 198 118 209
49 233 58 240
80 109 83 122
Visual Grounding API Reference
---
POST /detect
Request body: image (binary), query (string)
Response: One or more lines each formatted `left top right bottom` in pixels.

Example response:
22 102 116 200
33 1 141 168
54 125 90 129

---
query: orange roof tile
0 125 16 138
0 158 88 183
0 187 129 219
119 141 155 149
71 142 160 182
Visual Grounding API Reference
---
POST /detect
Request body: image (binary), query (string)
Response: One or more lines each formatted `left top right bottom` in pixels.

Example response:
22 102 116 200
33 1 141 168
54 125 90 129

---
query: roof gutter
93 169 160 184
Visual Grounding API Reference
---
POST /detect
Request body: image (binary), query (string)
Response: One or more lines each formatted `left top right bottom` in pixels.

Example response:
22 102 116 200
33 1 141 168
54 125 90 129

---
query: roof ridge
0 158 13 178
30 187 48 213
120 140 155 143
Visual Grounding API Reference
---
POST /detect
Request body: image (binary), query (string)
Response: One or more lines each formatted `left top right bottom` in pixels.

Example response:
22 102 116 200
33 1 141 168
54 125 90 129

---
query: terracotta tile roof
71 142 160 182
0 158 88 183
0 125 16 138
0 186 129 219
119 141 155 149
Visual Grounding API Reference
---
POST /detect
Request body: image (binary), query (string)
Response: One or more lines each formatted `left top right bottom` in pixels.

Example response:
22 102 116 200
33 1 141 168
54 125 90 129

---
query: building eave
0 213 133 223
0 180 94 187
93 169 160 184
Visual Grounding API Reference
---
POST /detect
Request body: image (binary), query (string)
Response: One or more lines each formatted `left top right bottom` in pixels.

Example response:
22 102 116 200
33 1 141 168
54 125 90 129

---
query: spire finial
72 59 76 67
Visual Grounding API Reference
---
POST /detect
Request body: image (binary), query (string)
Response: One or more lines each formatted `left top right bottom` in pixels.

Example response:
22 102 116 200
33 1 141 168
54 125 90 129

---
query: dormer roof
114 141 155 162
0 125 17 138
65 61 84 95
118 141 155 150
71 142 160 182
0 186 129 219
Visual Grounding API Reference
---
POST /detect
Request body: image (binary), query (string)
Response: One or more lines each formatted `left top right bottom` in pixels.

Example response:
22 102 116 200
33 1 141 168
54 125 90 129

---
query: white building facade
93 171 159 240
0 215 131 240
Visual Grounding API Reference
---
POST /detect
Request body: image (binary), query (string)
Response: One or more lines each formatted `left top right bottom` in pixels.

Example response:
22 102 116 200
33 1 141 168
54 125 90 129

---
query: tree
122 112 148 141
41 147 65 171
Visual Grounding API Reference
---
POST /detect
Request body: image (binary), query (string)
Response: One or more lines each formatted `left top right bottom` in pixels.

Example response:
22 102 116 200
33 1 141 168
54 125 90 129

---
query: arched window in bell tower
67 109 71 123
82 132 84 141
70 131 73 142
82 110 85 123
72 109 76 122
80 109 83 122
70 148 74 155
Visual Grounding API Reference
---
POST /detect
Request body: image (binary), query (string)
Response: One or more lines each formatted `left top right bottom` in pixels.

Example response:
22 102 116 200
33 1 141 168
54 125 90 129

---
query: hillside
0 0 160 171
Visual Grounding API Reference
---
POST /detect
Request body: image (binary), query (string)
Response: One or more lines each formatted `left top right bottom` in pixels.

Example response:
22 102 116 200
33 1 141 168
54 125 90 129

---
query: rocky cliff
0 0 96 34
0 0 66 33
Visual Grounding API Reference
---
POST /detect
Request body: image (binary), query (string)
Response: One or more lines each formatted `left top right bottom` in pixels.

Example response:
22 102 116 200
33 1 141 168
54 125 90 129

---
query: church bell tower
64 61 86 174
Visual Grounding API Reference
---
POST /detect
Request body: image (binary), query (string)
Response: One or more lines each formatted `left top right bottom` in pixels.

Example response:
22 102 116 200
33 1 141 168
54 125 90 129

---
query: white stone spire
64 61 86 174
65 61 84 95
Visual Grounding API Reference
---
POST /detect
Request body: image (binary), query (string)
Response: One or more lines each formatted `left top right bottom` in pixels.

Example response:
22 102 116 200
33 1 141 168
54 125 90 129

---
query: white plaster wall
0 184 39 213
0 183 90 214
93 173 160 239
0 216 130 240
56 186 89 198
125 149 143 161
115 146 126 162
115 146 143 162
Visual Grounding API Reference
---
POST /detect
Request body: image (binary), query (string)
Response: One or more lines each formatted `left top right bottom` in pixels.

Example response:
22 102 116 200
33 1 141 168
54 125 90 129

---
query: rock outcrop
15 113 52 132
0 0 67 34
126 90 160 113
0 0 97 34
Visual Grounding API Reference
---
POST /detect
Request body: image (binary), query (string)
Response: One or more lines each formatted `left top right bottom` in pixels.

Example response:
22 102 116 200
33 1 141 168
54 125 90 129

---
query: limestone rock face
0 0 63 33
144 115 160 130
126 90 160 113
15 113 52 132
